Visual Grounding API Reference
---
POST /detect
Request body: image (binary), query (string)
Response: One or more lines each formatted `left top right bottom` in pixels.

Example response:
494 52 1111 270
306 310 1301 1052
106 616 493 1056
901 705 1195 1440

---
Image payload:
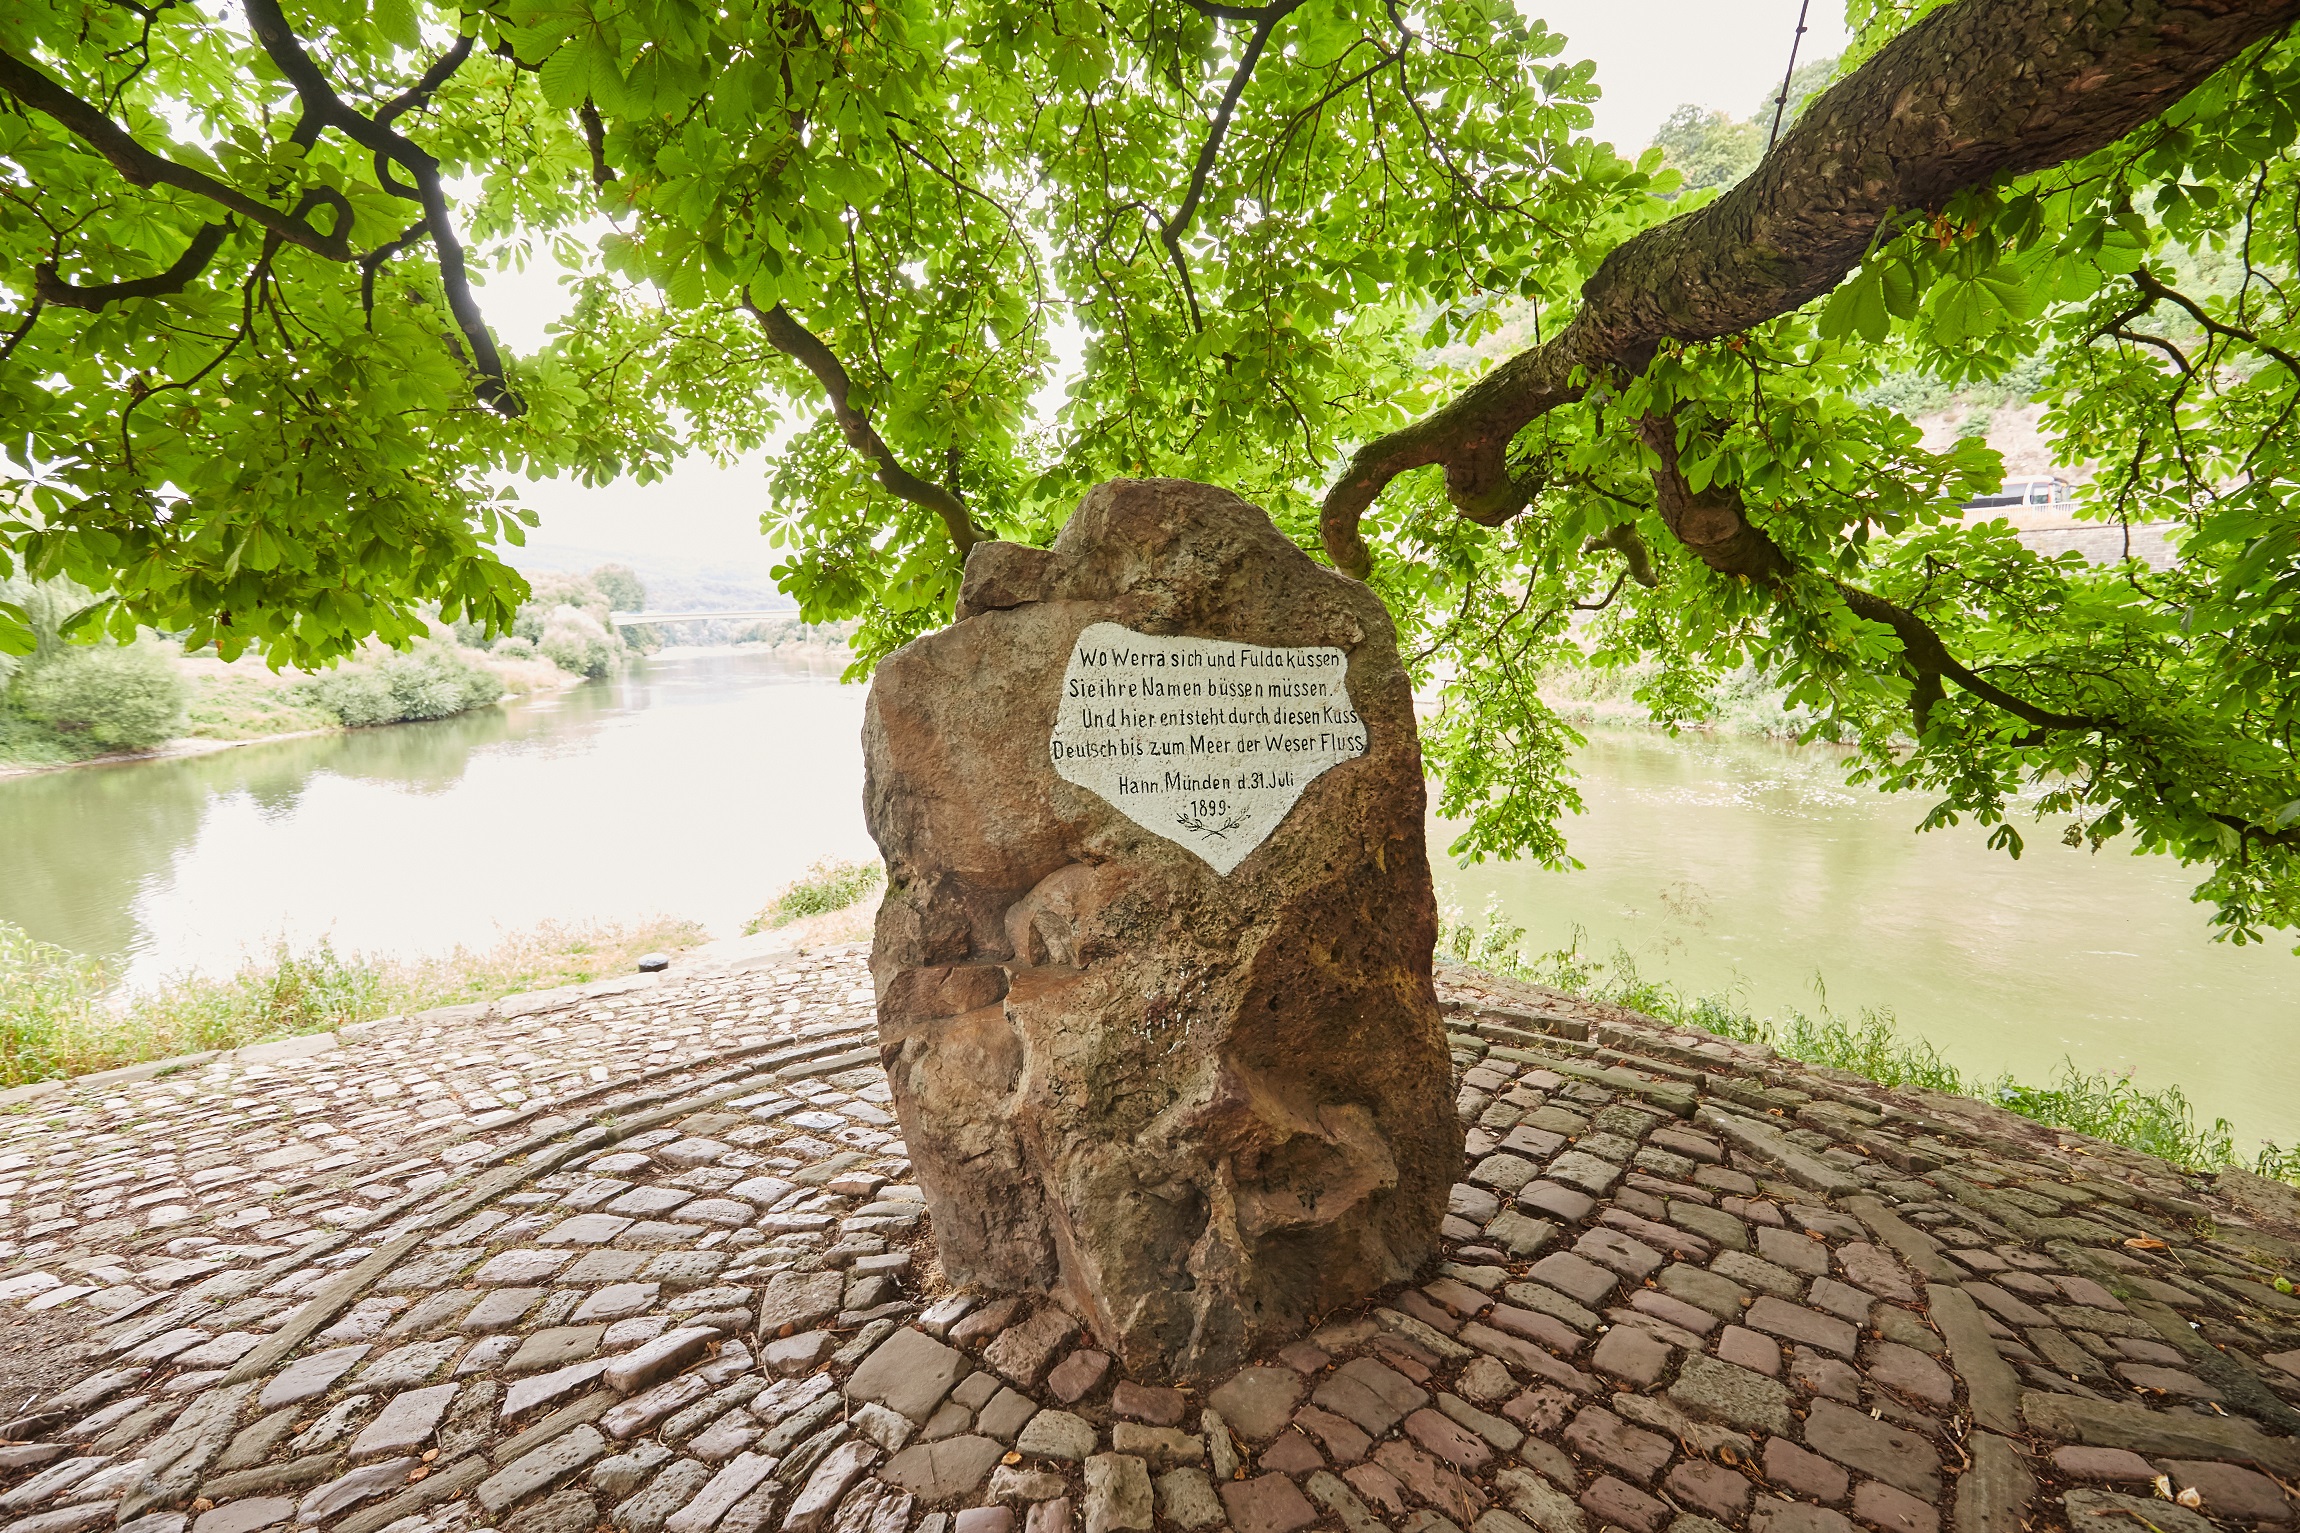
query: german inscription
1049 621 1368 875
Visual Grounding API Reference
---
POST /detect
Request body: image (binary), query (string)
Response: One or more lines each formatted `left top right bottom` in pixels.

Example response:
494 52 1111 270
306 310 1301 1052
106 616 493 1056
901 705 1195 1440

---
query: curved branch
1636 415 1794 584
359 219 431 318
35 219 229 309
579 99 617 186
240 0 521 415
742 297 982 555
1581 521 1659 588
1319 0 2300 577
0 49 351 260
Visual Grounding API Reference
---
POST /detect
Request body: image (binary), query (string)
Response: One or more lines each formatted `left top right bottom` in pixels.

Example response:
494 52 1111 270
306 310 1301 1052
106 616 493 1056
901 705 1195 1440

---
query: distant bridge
607 609 797 626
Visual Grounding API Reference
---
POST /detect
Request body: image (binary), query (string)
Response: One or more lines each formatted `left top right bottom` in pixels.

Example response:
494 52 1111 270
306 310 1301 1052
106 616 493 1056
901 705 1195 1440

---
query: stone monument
862 478 1459 1382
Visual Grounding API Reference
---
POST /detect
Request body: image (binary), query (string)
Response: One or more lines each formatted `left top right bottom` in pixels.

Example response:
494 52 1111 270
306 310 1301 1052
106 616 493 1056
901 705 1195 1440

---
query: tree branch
376 32 473 126
2132 265 2300 376
240 0 521 415
742 297 982 555
579 99 617 186
0 297 41 363
1157 0 1304 331
0 49 351 260
35 219 229 309
1319 0 2300 578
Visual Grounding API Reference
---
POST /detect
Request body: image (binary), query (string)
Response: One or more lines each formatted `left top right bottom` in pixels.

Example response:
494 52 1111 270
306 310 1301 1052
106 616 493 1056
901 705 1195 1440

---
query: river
5 647 2294 1149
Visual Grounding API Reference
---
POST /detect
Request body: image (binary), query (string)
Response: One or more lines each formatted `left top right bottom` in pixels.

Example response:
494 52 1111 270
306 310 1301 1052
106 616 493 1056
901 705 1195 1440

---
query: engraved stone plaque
1048 620 1369 874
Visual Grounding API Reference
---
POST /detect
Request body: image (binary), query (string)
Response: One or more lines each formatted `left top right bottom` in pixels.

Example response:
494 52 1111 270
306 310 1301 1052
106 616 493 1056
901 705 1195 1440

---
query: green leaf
0 602 33 657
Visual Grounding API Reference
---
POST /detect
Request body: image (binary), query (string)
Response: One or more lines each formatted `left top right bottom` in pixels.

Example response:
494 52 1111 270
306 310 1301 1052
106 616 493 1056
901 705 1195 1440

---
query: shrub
744 858 885 933
299 645 505 727
10 642 188 749
538 607 619 678
493 636 536 659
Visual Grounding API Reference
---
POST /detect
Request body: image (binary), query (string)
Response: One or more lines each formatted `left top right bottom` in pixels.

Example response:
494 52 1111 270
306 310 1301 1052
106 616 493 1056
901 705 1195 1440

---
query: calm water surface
5 649 2293 1147
1 650 877 990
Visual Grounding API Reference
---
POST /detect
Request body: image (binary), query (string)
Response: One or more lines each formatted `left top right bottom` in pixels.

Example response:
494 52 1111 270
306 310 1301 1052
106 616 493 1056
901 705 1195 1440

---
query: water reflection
1436 727 2300 1149
7 660 2293 1151
0 648 871 989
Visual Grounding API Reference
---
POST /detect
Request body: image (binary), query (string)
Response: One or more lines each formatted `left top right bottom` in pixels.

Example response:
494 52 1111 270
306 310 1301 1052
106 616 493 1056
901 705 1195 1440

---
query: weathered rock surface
863 478 1460 1381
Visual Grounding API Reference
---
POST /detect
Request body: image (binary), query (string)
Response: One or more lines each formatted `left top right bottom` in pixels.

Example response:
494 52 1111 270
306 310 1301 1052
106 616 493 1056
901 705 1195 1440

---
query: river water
5 647 2294 1148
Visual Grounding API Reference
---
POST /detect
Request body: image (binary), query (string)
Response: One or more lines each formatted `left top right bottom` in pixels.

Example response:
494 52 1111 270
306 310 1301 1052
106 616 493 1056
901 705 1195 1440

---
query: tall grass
1441 903 2296 1184
0 916 706 1088
744 858 884 934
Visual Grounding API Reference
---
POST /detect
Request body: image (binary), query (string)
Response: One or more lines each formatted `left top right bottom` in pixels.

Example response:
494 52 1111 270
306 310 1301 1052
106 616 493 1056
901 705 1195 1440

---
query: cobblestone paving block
10 951 2300 1533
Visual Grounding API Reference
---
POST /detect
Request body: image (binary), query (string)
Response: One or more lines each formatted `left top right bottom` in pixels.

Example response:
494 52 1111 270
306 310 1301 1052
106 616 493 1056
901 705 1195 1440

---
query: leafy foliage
9 641 187 748
296 643 505 726
5 0 2300 945
744 857 885 933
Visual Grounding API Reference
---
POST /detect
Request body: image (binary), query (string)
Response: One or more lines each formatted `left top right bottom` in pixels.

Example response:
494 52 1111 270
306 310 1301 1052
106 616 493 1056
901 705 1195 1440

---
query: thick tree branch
579 100 617 186
240 0 521 415
0 50 351 260
742 297 982 555
35 219 229 309
1158 0 1304 331
1636 415 1796 584
1320 0 2300 578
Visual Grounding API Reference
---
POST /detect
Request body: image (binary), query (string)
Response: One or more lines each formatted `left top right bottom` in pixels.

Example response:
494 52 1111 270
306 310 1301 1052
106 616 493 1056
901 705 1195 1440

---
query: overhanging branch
240 0 521 415
0 50 351 260
1319 0 2300 579
743 297 982 555
1158 0 1304 331
36 219 229 309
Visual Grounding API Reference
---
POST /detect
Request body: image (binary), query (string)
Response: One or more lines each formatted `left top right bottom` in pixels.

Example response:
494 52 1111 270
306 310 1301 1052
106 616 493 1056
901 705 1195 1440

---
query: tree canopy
6 0 2300 943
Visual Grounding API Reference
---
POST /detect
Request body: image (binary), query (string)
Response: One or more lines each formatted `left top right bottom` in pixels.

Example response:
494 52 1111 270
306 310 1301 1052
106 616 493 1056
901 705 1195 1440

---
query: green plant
536 609 619 680
9 642 188 750
0 915 705 1086
1993 1068 2237 1172
744 859 886 933
1438 911 2297 1184
297 645 504 728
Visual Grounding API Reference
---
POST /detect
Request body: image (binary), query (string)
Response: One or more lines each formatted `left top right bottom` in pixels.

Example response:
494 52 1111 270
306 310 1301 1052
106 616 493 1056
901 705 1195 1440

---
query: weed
0 915 705 1087
744 858 885 933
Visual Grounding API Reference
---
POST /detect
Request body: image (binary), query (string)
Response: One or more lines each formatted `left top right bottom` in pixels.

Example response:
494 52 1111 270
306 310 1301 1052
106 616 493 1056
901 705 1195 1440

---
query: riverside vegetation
0 915 706 1089
1441 904 2300 1190
0 564 660 769
0 854 895 1088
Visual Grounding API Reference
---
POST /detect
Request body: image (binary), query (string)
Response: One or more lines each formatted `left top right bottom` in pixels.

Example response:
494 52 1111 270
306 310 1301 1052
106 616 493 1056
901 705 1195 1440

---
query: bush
493 636 536 659
538 607 619 678
299 645 505 727
10 642 188 749
744 858 885 933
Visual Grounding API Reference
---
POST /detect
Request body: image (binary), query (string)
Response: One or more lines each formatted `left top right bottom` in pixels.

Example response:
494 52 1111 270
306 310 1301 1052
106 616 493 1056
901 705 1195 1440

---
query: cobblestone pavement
3 949 2298 1533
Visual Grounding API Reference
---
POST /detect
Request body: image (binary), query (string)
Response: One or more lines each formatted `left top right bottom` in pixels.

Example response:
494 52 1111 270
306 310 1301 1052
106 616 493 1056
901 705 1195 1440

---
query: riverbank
0 915 706 1089
1441 914 2300 1188
0 646 580 779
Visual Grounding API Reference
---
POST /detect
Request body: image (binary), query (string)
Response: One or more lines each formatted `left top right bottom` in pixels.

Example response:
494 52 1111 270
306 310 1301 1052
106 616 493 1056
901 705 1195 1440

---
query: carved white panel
1048 622 1368 875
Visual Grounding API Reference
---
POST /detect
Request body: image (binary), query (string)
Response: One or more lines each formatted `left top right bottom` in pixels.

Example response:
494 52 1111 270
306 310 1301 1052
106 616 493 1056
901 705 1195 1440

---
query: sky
491 1 1853 590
